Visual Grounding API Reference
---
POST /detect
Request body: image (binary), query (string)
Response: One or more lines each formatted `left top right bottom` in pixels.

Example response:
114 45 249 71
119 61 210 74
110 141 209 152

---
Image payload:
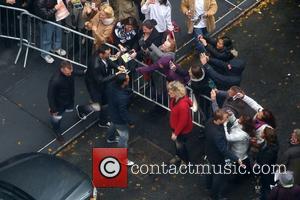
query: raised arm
242 95 263 112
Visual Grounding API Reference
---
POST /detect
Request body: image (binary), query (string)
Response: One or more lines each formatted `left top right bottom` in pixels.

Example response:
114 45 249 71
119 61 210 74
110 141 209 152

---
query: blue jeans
40 22 62 58
193 27 208 53
107 123 129 148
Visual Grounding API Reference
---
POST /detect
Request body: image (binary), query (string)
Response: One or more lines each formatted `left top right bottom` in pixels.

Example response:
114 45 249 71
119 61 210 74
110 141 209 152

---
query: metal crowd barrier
0 5 118 68
0 5 27 41
0 4 209 128
16 11 120 68
130 66 207 128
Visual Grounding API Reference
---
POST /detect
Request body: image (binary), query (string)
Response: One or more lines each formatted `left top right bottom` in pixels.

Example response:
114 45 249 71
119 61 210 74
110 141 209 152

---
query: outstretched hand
200 53 209 65
210 89 217 102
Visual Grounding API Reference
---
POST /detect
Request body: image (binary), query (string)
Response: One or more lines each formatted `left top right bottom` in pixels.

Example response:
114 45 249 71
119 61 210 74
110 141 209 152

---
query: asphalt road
59 0 300 199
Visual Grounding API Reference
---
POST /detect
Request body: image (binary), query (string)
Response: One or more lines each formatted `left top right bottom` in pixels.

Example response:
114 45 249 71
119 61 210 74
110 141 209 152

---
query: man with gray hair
278 129 300 185
269 171 300 200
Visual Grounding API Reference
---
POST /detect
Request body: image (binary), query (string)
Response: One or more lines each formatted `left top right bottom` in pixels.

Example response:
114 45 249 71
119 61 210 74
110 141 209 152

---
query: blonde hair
99 4 114 18
167 81 186 98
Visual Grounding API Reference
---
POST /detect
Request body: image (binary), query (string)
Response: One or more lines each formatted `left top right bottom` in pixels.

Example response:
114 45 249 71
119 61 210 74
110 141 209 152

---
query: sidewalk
59 0 300 199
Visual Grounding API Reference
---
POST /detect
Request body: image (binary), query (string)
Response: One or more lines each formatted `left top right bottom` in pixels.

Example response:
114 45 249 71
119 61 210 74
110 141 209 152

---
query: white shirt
141 1 173 33
193 0 206 28
224 115 250 160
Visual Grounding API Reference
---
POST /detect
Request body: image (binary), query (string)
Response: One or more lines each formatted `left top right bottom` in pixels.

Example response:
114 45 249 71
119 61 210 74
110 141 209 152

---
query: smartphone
208 79 217 89
73 2 83 9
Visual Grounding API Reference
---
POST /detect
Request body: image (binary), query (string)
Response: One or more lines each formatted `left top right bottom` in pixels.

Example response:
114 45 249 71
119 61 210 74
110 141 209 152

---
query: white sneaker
53 49 66 56
106 136 120 143
43 55 54 64
98 122 111 128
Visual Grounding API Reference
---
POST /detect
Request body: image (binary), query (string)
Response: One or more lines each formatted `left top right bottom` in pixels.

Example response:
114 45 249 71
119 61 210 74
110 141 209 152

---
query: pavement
0 0 299 199
58 0 300 199
0 42 99 162
0 0 258 162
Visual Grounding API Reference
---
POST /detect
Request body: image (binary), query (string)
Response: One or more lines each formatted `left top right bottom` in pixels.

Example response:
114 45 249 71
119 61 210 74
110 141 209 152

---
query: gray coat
279 144 300 185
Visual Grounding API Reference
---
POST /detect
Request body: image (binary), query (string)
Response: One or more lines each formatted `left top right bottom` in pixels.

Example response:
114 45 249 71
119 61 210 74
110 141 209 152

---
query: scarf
114 22 137 44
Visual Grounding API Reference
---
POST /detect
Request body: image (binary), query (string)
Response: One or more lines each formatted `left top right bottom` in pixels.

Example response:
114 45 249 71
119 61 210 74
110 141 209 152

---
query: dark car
0 152 97 200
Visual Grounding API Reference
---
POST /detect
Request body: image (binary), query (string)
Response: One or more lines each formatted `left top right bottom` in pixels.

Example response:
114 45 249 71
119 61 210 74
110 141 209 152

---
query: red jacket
169 96 193 136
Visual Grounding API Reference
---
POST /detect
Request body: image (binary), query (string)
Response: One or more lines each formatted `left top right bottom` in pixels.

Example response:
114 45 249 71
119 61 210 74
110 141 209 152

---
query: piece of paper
55 0 70 22
121 53 132 63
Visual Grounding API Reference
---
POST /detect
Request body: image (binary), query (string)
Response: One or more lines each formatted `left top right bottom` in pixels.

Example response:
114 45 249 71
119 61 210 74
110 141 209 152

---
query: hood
102 18 115 25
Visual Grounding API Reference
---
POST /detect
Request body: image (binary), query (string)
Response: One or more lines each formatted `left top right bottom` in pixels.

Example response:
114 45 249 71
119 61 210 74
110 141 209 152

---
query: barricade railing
130 61 209 128
0 5 28 41
1 4 209 128
1 5 118 68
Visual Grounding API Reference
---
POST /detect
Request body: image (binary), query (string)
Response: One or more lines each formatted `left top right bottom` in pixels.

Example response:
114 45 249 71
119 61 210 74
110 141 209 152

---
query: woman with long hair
113 16 139 51
242 95 276 144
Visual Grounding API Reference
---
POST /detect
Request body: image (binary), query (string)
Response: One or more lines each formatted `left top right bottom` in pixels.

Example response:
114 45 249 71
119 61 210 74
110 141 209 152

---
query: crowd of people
1 0 300 200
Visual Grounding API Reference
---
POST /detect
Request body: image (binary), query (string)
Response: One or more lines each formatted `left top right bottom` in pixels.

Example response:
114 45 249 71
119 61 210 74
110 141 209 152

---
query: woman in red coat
167 81 193 165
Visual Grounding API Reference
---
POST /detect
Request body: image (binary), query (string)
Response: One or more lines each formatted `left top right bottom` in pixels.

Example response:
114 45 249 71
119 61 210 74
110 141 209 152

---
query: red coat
169 96 193 136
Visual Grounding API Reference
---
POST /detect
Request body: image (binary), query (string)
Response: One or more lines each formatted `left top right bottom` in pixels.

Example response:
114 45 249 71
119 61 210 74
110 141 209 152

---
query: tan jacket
111 0 139 21
86 12 115 49
181 0 218 34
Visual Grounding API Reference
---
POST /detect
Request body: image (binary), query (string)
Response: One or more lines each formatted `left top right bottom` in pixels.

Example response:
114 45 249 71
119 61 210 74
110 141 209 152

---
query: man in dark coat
106 73 134 144
35 0 67 63
268 171 300 200
278 129 300 185
76 44 123 128
205 109 243 199
47 61 74 141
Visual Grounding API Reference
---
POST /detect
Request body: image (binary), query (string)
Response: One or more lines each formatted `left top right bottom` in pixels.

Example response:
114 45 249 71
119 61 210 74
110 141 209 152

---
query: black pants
196 94 212 122
174 134 189 163
205 164 228 200
80 79 108 123
49 104 73 136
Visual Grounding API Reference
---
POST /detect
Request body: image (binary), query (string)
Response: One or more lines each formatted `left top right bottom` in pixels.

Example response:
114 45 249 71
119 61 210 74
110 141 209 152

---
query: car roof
0 152 93 200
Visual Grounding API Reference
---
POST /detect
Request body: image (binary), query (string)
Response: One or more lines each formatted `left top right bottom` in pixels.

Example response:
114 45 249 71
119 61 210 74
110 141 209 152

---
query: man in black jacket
35 0 67 64
205 109 243 199
47 61 74 141
76 45 123 128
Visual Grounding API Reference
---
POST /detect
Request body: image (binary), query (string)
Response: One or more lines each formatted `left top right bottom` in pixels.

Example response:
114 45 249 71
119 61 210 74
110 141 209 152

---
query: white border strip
225 0 243 11
37 111 95 152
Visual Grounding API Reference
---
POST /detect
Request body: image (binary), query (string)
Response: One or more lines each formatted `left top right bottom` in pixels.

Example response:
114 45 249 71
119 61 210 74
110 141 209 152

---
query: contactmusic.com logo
92 148 128 188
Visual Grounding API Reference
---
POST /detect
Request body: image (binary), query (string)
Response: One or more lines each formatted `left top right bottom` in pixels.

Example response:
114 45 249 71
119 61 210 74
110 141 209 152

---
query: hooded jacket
169 96 193 136
136 56 190 84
